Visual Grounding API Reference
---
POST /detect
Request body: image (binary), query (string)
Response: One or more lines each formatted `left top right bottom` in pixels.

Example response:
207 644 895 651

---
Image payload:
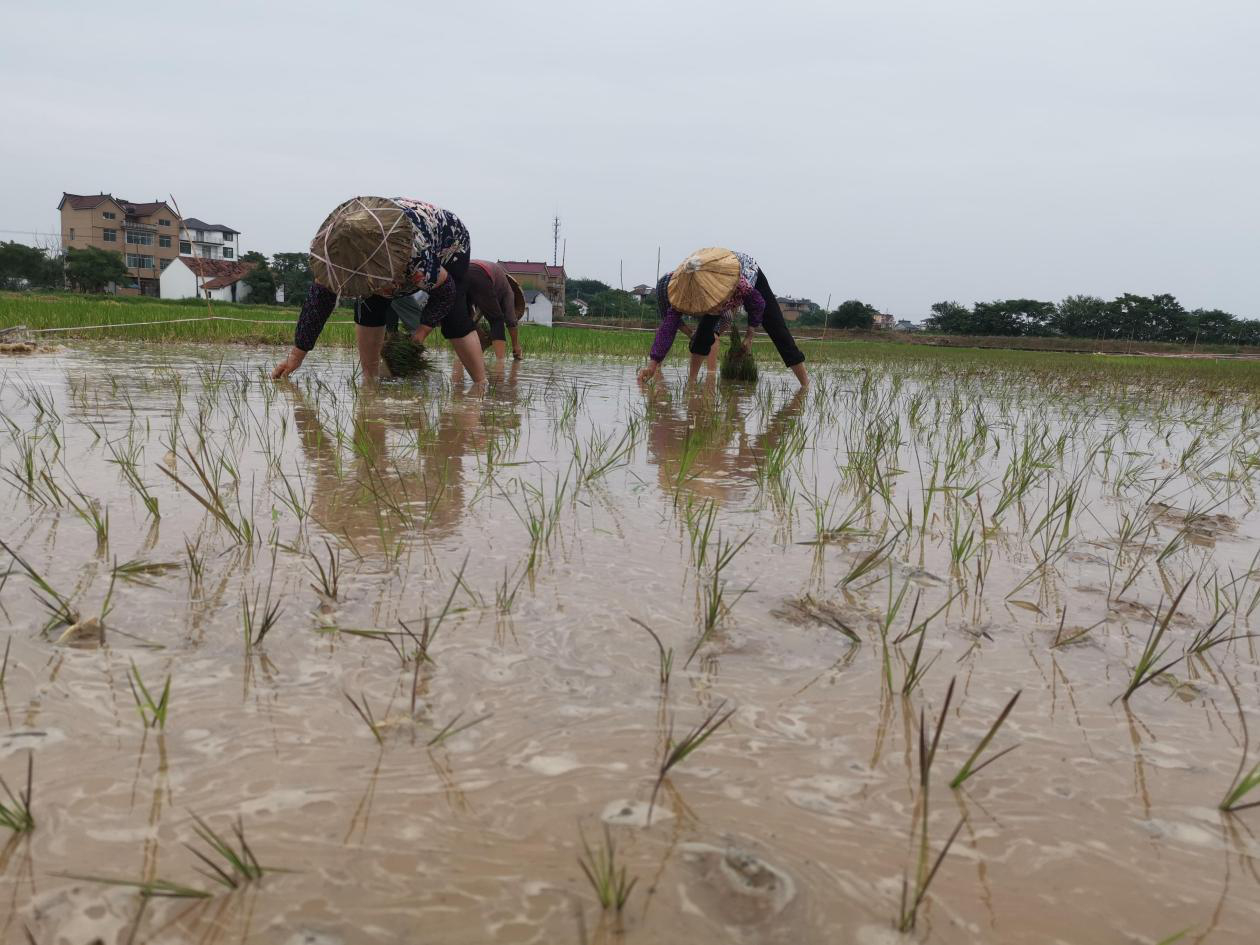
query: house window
160 258 171 270
222 247 234 259
102 228 117 242
102 211 116 220
195 230 204 240
126 231 154 246
223 233 233 242
159 235 172 248
179 241 191 254
158 218 171 227
126 254 155 269
68 228 75 241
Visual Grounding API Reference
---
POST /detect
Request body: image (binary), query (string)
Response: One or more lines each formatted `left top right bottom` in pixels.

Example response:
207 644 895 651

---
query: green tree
924 301 972 333
830 299 878 330
971 299 1056 336
589 289 642 318
241 251 276 304
1185 308 1236 346
1109 293 1187 342
64 246 128 294
271 252 312 305
566 277 613 302
0 241 61 289
1051 295 1109 338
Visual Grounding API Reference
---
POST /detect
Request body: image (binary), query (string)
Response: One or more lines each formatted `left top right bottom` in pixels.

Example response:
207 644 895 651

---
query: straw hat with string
309 196 417 298
667 247 740 315
506 274 527 320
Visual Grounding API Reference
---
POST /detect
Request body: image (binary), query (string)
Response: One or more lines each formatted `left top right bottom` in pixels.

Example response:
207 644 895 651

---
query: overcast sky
2 0 1256 318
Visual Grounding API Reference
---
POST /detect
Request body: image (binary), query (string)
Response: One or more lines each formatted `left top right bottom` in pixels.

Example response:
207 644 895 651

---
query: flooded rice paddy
1 344 1259 944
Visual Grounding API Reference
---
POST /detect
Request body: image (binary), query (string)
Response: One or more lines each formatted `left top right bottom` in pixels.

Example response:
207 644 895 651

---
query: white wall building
522 290 553 327
160 257 255 303
179 217 241 261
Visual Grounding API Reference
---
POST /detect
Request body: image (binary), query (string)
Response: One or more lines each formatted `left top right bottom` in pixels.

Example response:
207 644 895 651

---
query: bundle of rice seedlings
380 331 429 378
720 334 758 383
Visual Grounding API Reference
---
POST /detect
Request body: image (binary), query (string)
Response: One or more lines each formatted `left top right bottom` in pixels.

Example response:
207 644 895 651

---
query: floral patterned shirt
649 252 766 363
293 198 469 352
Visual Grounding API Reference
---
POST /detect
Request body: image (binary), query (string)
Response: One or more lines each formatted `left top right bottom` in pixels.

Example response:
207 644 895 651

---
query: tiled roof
499 260 565 278
58 193 176 218
176 257 255 288
182 216 240 234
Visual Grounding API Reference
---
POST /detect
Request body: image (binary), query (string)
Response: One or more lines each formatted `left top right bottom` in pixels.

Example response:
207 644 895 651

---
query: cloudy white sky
2 0 1256 317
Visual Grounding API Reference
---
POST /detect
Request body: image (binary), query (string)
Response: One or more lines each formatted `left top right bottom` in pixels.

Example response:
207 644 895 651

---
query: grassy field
5 291 1260 392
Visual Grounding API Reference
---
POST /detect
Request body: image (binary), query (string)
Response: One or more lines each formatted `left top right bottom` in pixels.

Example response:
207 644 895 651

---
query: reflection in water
644 383 806 506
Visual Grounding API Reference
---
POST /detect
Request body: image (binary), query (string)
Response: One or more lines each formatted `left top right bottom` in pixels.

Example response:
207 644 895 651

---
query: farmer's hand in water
411 324 433 346
272 347 306 379
637 362 659 384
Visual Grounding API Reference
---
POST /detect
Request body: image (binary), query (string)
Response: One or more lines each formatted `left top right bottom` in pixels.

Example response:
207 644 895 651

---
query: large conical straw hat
668 248 740 314
506 274 526 318
309 196 415 298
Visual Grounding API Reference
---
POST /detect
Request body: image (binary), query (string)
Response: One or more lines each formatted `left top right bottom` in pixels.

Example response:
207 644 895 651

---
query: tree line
926 295 1257 346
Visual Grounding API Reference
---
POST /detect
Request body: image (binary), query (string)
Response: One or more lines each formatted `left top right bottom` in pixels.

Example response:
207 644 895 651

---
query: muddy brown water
1 344 1259 944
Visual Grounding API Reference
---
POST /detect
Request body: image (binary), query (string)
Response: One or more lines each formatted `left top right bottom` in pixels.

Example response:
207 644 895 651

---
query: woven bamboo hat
506 274 526 318
668 248 740 314
309 196 415 297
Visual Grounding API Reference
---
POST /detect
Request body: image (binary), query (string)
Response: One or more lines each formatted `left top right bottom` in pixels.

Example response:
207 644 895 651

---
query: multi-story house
179 218 242 261
499 260 566 320
57 192 181 296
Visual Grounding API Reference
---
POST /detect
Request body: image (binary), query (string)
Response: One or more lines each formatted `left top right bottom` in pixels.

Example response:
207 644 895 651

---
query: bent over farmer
272 196 486 384
637 248 808 388
467 260 526 361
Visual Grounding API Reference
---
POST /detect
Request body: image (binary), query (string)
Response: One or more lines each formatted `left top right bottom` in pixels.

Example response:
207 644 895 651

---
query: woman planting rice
637 248 809 388
467 260 526 361
272 196 486 384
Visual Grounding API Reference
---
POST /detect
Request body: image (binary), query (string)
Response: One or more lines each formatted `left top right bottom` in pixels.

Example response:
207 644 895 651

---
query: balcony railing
123 220 157 233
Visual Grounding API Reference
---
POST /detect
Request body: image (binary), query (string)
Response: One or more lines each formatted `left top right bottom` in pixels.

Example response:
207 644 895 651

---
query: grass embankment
4 291 1260 391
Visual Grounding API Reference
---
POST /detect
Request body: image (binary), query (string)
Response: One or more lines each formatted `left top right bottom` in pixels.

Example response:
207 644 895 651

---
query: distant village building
572 299 589 317
180 218 241 261
160 257 256 303
522 290 554 326
57 192 181 296
777 296 820 323
895 319 917 332
873 311 895 329
630 283 652 299
499 260 565 320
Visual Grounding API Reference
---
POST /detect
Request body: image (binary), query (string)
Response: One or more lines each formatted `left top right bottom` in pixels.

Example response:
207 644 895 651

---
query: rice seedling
0 753 34 834
0 537 79 633
112 559 181 587
184 812 275 888
426 711 492 748
1220 761 1260 813
1186 613 1255 655
159 446 252 544
899 678 965 933
495 561 528 615
578 824 638 912
1118 579 1192 702
64 488 110 554
306 538 341 601
629 617 674 687
344 690 385 745
648 701 736 822
840 526 904 589
127 660 171 730
719 334 758 383
950 690 1022 788
242 557 283 650
184 535 206 589
687 533 753 668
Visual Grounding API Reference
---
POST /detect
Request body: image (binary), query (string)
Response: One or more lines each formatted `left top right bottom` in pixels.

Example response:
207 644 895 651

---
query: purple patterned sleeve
650 307 683 362
294 283 339 351
742 283 766 328
419 276 455 328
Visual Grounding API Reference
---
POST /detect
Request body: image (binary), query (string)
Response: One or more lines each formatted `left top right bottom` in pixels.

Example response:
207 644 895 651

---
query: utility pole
552 215 561 266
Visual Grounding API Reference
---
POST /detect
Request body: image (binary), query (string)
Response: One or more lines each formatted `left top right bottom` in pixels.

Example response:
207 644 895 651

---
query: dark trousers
688 269 805 367
355 250 475 340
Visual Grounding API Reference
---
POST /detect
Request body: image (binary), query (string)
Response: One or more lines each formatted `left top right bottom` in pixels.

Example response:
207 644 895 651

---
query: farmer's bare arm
272 347 306 379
